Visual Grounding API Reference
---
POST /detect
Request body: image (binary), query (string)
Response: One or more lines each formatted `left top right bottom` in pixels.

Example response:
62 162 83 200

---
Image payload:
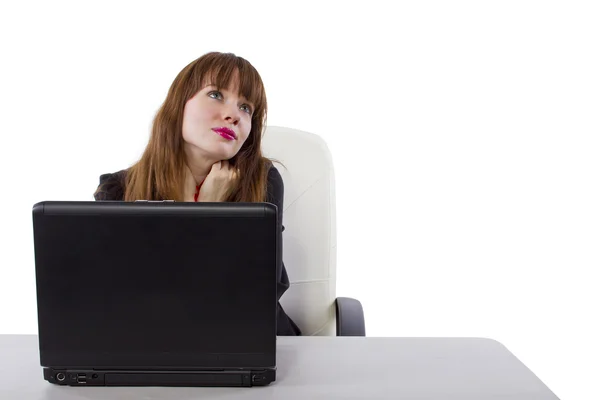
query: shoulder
266 163 284 203
267 163 283 190
265 162 286 231
94 169 127 201
99 169 127 185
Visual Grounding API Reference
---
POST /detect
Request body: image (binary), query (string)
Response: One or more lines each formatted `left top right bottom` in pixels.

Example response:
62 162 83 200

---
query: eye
208 91 223 100
240 104 253 114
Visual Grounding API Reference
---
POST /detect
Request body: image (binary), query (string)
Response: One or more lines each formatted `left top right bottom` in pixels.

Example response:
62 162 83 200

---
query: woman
94 52 301 336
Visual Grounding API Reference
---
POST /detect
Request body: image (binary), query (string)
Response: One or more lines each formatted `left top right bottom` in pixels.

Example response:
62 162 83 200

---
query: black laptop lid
32 201 278 369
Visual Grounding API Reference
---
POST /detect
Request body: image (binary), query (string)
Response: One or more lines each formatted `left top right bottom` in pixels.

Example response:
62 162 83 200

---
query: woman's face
182 74 254 162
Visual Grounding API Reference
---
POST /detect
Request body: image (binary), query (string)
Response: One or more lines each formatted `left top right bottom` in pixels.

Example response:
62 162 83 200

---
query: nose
223 105 241 126
224 116 238 126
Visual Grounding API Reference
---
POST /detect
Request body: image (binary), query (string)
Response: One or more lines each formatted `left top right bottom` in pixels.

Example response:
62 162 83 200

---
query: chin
210 148 236 161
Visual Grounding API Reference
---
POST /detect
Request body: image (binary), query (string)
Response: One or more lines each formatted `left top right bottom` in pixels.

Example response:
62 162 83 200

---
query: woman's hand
197 160 239 202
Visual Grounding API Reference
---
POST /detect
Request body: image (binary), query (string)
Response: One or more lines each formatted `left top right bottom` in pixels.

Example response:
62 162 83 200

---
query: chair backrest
261 126 337 336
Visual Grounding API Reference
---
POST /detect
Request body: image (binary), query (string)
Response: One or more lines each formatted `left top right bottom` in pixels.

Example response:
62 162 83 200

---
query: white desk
0 334 559 399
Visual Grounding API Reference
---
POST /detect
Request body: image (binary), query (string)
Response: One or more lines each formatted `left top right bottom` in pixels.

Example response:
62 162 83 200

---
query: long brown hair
120 52 271 202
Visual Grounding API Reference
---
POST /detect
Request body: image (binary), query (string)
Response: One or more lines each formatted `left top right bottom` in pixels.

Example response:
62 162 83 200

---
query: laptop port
56 373 66 382
77 374 87 384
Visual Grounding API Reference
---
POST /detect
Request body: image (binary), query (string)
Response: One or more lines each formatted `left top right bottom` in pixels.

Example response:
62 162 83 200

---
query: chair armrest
335 297 366 336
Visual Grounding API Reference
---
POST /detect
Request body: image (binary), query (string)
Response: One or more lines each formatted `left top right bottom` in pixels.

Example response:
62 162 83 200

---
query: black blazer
94 165 302 336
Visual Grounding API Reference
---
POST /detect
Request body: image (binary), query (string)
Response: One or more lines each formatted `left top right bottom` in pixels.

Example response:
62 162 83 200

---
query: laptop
32 200 278 387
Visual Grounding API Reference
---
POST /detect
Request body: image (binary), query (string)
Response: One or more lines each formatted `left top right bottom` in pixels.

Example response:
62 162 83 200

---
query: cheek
239 124 252 144
184 109 215 138
193 107 215 126
188 96 217 120
242 116 253 136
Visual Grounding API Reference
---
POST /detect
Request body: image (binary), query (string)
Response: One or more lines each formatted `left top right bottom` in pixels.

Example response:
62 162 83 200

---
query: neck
183 144 216 185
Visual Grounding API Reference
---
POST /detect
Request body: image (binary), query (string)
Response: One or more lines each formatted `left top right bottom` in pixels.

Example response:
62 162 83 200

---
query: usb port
77 374 87 384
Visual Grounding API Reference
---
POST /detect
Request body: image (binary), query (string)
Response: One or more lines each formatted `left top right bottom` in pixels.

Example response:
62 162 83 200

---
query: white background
1 1 598 398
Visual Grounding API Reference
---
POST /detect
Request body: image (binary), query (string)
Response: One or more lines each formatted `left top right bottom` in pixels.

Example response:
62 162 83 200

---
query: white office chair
262 126 365 336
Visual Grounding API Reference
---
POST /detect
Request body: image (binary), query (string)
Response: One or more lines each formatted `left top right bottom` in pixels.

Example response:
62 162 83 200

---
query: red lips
212 127 237 140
